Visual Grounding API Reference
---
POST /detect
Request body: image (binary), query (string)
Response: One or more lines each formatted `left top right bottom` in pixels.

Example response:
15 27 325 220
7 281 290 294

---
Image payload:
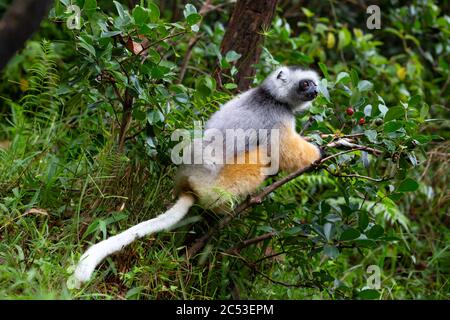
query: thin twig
176 34 202 84
225 232 276 254
234 254 318 289
325 138 383 155
136 31 186 56
324 167 391 182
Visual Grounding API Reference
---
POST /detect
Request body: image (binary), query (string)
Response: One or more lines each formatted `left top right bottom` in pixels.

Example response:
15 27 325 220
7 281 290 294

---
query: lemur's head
261 66 320 112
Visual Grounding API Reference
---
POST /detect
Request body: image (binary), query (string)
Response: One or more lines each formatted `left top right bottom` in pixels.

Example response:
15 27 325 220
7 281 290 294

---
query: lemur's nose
300 79 318 99
306 87 318 98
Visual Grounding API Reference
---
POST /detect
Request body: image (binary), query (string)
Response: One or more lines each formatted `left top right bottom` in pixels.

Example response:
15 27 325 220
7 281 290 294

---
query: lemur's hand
319 146 327 160
308 142 324 165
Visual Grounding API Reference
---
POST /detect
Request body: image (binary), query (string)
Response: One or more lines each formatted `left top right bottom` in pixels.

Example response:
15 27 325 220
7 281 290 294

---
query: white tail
73 194 195 286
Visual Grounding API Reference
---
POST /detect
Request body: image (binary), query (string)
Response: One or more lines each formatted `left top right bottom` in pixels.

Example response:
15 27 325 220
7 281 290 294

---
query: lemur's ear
276 68 288 82
276 70 284 79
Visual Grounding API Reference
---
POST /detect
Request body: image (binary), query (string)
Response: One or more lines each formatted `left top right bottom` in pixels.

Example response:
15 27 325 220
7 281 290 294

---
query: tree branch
176 33 202 84
234 254 318 289
0 0 53 70
326 138 383 155
215 0 278 91
225 232 276 255
324 167 391 182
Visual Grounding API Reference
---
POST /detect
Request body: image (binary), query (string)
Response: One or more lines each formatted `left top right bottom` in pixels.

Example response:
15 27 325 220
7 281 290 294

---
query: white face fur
262 66 321 112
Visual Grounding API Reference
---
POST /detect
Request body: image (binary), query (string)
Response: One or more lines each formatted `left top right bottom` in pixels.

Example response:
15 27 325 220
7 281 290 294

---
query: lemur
72 66 322 286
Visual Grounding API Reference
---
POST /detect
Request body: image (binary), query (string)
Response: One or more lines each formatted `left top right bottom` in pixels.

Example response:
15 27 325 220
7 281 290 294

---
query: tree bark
217 0 278 91
0 0 53 71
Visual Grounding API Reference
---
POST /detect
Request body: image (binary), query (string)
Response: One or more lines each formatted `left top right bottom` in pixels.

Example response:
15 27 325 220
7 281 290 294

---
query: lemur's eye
299 80 309 90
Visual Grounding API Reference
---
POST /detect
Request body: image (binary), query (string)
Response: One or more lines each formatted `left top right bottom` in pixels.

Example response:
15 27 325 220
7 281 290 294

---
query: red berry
346 107 354 116
359 117 366 125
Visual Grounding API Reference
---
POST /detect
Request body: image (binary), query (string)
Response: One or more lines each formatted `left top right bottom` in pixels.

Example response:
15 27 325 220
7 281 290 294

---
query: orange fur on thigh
215 149 268 196
279 126 321 172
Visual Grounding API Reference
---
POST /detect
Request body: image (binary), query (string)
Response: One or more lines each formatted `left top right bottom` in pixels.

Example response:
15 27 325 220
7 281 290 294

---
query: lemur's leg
279 126 321 173
212 148 268 200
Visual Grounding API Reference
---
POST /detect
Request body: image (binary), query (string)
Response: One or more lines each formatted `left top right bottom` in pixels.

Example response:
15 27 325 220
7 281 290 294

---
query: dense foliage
0 0 448 299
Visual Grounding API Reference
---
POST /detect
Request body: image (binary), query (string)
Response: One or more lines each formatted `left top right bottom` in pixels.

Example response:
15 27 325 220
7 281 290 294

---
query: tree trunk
218 0 278 91
0 0 53 70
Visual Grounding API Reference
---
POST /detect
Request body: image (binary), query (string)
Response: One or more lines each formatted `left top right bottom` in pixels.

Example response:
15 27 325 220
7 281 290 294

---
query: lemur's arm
279 126 322 172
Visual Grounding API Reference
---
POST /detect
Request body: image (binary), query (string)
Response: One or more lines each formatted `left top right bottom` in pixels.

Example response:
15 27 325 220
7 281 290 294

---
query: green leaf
183 4 197 18
358 289 380 300
358 80 373 92
323 245 339 259
336 72 350 84
103 212 128 225
133 109 146 121
78 37 96 57
397 178 419 192
83 0 97 12
407 152 418 167
358 211 369 231
350 69 359 87
148 2 160 22
323 222 333 241
338 28 352 50
147 48 160 64
284 226 303 236
150 65 170 79
100 30 122 38
361 150 370 169
292 52 314 64
83 219 100 238
320 201 331 214
384 106 404 121
113 1 126 19
186 13 202 26
301 8 314 18
377 103 388 116
408 95 422 108
126 287 143 299
224 83 238 90
325 214 341 222
366 224 384 239
191 24 200 32
383 121 402 133
196 76 216 97
133 6 149 25
318 62 329 79
364 130 377 143
340 228 361 241
364 104 372 116
147 109 164 124
318 78 330 102
355 239 377 248
420 104 429 119
225 50 241 63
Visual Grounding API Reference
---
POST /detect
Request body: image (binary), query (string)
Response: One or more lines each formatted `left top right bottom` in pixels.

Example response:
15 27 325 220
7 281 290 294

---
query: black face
298 79 318 101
